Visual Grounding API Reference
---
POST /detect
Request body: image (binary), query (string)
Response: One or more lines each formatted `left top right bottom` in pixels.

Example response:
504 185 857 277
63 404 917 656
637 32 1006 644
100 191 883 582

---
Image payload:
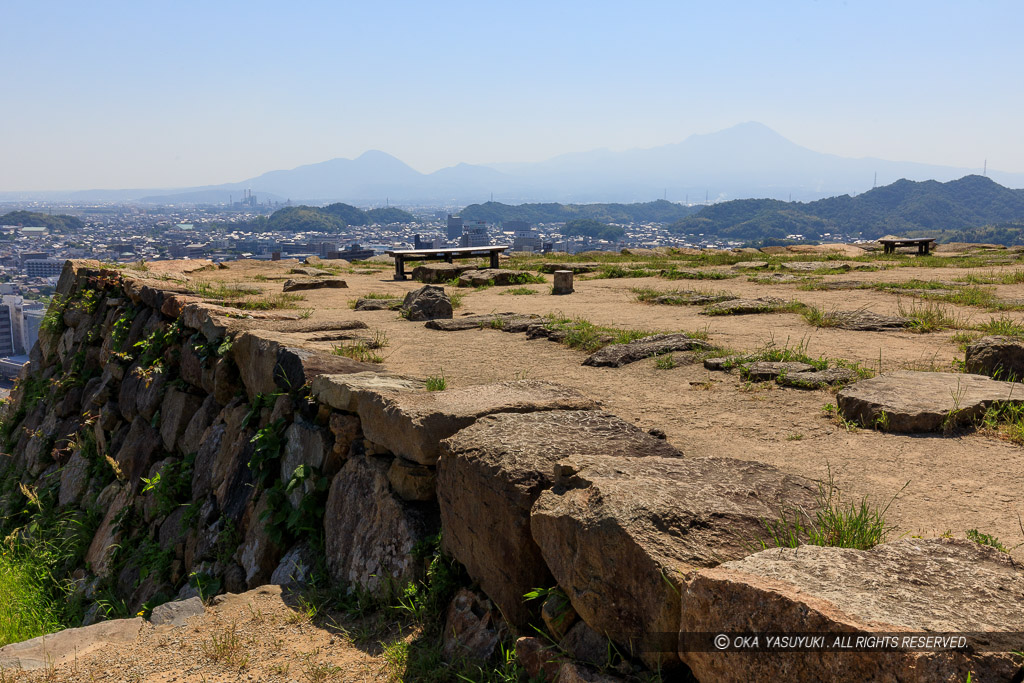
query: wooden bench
384 245 510 280
878 237 936 255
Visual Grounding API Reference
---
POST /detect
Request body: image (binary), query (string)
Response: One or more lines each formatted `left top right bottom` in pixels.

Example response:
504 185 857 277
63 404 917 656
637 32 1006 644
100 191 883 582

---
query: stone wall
1 260 1021 681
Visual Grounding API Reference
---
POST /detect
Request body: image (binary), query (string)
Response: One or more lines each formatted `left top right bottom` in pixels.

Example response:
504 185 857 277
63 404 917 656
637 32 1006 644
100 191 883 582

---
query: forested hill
459 199 701 224
223 203 415 233
670 176 1024 241
0 210 84 233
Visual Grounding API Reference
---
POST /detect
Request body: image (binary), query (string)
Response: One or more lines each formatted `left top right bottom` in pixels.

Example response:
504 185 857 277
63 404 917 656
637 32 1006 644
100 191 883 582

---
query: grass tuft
759 467 906 551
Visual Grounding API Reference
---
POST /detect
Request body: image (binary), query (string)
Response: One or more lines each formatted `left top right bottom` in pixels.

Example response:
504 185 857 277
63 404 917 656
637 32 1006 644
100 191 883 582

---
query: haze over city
3 0 1023 193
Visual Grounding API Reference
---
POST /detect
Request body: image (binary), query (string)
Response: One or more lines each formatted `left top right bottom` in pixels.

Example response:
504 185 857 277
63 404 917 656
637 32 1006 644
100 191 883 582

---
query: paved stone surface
837 370 1024 432
582 333 710 367
681 539 1024 683
531 454 819 668
0 618 145 670
359 379 598 465
966 335 1024 380
437 410 680 626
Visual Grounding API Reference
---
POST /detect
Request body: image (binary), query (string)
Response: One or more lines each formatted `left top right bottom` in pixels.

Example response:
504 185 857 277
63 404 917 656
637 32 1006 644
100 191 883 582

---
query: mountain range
3 123 1023 205
670 175 1024 242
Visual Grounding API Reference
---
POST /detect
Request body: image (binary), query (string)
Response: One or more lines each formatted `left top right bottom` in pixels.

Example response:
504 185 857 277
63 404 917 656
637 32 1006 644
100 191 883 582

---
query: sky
1 0 1022 191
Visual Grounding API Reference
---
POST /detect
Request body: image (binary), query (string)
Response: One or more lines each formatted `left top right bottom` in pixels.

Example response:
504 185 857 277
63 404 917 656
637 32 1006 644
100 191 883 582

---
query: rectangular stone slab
437 410 681 627
681 539 1024 682
530 454 819 668
837 370 1024 432
359 379 598 465
312 372 426 413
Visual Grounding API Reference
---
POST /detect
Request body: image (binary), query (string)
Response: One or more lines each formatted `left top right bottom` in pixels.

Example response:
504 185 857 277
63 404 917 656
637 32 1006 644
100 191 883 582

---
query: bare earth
4 585 393 682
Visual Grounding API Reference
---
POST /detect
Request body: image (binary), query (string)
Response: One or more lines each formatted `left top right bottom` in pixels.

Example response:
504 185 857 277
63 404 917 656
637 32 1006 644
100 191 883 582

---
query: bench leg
490 252 499 269
394 257 406 281
445 256 453 264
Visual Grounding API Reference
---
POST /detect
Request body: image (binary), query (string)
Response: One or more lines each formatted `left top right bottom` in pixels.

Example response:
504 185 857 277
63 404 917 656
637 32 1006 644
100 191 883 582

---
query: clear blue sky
2 0 1021 191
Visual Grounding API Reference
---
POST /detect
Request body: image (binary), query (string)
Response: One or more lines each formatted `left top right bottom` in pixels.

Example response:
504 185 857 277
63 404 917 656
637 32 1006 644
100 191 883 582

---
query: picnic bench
384 245 510 280
878 237 936 255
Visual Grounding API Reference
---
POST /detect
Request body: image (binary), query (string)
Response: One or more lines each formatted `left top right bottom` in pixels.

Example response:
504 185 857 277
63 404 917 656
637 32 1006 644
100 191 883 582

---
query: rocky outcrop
531 455 819 668
581 333 710 367
437 410 681 626
965 335 1024 380
358 380 598 466
401 285 452 321
837 370 1024 432
681 539 1024 682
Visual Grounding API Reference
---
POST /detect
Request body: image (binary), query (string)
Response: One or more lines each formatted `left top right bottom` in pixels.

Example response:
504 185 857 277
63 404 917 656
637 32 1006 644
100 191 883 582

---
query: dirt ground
156 256 1024 556
3 585 395 682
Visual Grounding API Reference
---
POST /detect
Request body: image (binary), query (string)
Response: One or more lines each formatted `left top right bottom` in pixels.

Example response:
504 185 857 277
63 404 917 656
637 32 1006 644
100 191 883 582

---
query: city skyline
2 0 1023 191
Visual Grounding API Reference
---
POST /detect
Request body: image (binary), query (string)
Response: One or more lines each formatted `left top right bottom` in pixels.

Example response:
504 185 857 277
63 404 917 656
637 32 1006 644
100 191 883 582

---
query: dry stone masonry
0 260 1021 681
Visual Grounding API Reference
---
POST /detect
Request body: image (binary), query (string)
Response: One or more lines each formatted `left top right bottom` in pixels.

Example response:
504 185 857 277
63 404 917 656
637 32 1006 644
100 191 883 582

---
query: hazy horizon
3 0 1022 192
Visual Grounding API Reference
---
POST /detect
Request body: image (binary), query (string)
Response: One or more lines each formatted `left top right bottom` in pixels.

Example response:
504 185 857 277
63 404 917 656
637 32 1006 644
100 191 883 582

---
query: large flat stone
837 370 1024 432
646 292 737 306
437 410 681 627
359 380 598 465
411 262 477 283
681 539 1024 682
425 313 542 332
311 372 426 412
777 367 859 389
232 331 381 399
582 333 710 368
0 617 144 670
530 455 819 668
150 597 205 627
282 277 347 292
702 297 787 315
829 310 911 331
457 269 537 287
740 361 815 381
